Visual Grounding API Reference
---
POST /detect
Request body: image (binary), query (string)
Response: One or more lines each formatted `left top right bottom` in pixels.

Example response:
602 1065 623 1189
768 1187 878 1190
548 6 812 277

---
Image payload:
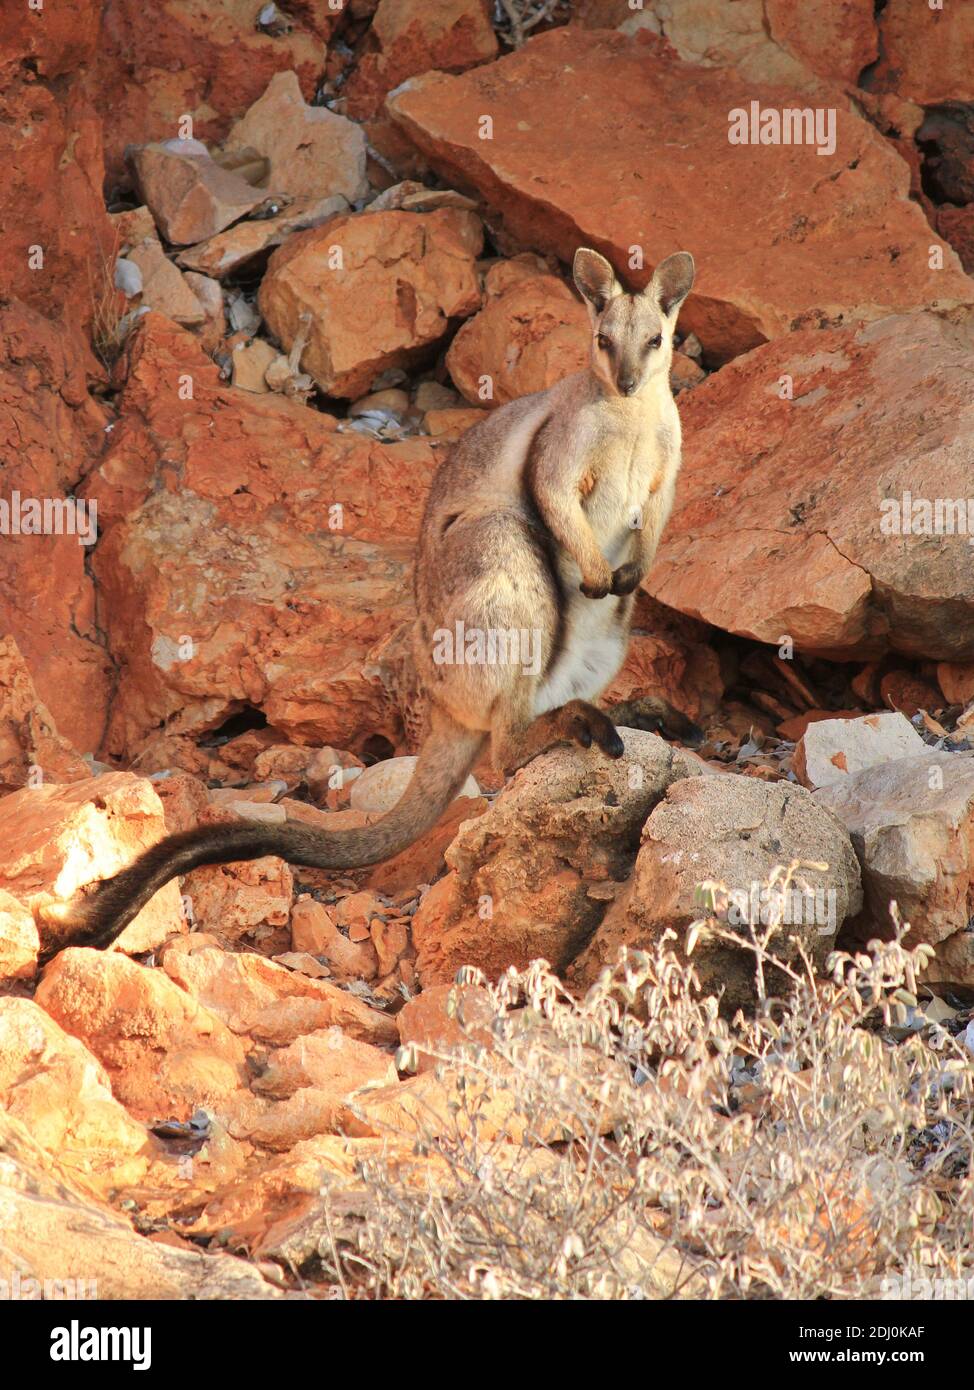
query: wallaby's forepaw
561 701 625 759
610 562 643 597
579 575 612 600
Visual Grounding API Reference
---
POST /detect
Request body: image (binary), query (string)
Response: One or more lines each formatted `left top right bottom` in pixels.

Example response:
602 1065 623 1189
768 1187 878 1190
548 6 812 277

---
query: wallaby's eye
647 334 662 351
597 334 611 352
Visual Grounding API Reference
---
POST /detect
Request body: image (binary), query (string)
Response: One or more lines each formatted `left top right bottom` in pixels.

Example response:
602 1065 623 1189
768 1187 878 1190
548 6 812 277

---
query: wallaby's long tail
38 714 485 958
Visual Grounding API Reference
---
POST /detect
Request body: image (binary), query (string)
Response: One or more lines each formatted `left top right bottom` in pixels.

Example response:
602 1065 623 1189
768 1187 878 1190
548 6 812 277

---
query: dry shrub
314 913 974 1299
493 0 566 47
88 221 126 368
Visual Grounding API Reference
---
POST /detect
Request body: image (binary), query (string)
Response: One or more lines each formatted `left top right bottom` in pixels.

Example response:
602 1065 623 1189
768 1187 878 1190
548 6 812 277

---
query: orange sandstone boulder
650 312 974 660
345 0 498 120
259 208 483 397
446 259 588 406
388 27 973 364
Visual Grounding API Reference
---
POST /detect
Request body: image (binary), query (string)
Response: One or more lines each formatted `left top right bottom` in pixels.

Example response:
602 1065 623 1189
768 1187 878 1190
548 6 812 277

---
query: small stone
794 713 925 791
351 756 480 814
349 388 411 417
228 70 368 204
129 140 273 246
231 337 279 393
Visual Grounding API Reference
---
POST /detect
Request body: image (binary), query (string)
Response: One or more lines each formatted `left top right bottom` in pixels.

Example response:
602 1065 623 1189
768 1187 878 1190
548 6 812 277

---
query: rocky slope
2 0 974 1299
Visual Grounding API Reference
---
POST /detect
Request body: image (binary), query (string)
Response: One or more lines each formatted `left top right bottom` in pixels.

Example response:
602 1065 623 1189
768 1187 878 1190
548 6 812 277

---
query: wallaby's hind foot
607 695 704 748
494 698 625 776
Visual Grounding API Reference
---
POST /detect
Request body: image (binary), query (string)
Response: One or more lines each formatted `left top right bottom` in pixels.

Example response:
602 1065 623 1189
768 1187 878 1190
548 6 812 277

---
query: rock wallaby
40 246 697 956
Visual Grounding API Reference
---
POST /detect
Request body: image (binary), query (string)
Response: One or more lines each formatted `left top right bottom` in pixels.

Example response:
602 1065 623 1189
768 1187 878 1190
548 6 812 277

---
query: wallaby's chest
576 407 675 556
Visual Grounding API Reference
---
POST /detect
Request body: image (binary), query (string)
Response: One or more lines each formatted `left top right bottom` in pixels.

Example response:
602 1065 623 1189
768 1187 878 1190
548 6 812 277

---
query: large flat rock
387 26 974 363
649 311 974 660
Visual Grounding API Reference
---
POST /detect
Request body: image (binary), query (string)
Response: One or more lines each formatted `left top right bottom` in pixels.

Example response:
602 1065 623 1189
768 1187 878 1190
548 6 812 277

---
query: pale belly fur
534 429 652 717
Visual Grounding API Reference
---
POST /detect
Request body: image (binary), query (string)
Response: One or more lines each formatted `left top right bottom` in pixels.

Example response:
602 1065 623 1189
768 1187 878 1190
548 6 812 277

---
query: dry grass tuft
313 907 973 1299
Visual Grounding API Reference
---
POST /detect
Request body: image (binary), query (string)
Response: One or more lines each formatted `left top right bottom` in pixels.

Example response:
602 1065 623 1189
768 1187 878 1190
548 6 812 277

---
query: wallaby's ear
647 251 695 317
573 248 622 313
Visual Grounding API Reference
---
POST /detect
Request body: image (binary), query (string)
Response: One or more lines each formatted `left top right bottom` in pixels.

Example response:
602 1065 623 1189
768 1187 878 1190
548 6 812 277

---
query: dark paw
598 721 626 758
608 698 705 748
610 562 643 597
579 578 612 600
680 720 706 750
564 704 625 759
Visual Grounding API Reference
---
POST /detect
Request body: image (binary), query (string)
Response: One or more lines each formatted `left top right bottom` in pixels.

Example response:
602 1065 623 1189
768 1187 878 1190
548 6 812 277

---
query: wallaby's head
573 247 695 398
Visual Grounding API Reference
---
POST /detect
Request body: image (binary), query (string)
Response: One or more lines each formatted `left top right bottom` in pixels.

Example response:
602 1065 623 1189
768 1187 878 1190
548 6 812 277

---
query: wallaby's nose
618 376 637 395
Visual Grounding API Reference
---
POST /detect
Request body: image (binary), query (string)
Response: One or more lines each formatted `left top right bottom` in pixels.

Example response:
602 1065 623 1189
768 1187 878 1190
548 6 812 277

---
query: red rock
249 744 313 790
650 312 974 660
36 948 250 1123
0 1116 280 1298
337 1053 629 1144
388 27 973 363
366 794 487 896
879 670 943 718
259 208 483 397
82 314 444 761
335 1068 522 1141
446 261 588 406
423 406 488 439
345 0 498 120
251 1027 396 1101
0 636 90 792
0 1118 280 1299
97 0 326 183
938 205 974 277
159 935 398 1046
0 772 183 959
0 302 112 754
125 233 208 325
413 379 460 411
289 898 379 980
370 916 410 975
182 851 294 941
765 0 878 85
305 746 366 802
0 890 41 982
176 195 348 279
1 0 102 77
396 982 493 1072
129 140 273 246
0 9 113 336
872 0 974 104
0 997 157 1195
152 770 211 831
272 951 332 978
335 890 385 934
412 731 707 985
228 70 368 204
937 661 974 707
